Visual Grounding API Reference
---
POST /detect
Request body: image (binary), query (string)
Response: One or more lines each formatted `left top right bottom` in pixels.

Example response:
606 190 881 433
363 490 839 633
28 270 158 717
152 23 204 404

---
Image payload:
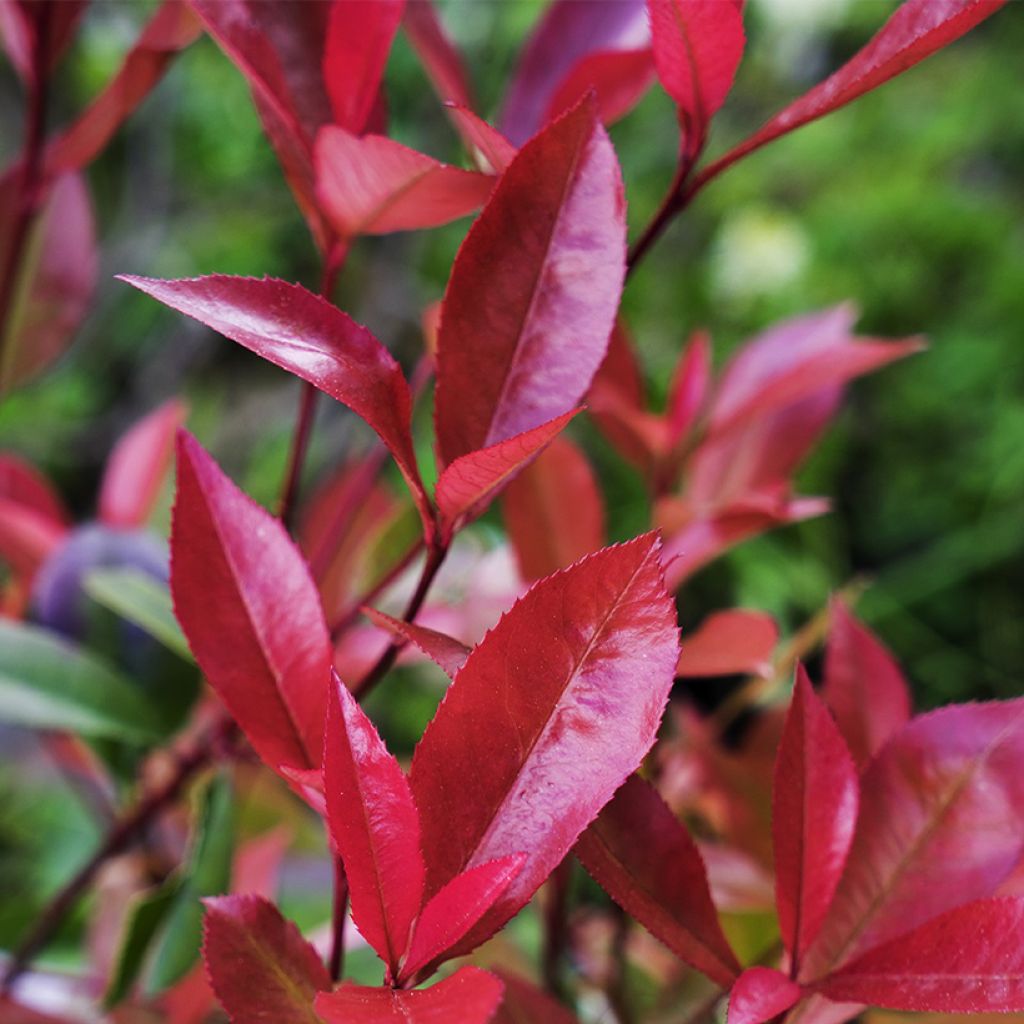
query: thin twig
542 857 574 1001
328 856 349 982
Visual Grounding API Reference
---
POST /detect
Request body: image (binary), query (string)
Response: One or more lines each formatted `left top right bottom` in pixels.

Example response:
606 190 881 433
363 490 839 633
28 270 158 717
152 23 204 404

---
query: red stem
328 856 349 982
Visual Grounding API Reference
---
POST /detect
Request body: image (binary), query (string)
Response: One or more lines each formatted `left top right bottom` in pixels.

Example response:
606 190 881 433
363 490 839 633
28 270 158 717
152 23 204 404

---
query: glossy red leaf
434 98 626 466
402 0 473 109
666 329 711 447
315 128 493 239
120 275 430 530
411 534 679 955
324 670 423 976
362 607 470 679
676 609 778 678
171 432 331 772
0 453 67 525
202 895 329 1024
324 0 403 134
46 1 201 174
445 106 518 175
436 409 579 534
542 48 655 132
647 0 745 151
0 170 96 394
501 436 605 581
823 600 912 771
315 966 503 1024
728 967 802 1024
800 698 1024 981
774 667 859 970
817 897 1024 1012
576 773 741 987
492 972 581 1024
399 855 524 983
98 398 186 529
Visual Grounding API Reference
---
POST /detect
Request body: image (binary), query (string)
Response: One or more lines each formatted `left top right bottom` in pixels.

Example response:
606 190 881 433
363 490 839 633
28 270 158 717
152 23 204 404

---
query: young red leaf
823 600 911 771
445 106 518 175
576 773 741 987
816 897 1024 1012
647 0 745 152
666 329 711 448
434 98 626 466
501 436 605 581
492 971 581 1024
119 275 431 531
323 0 403 134
0 496 66 581
171 432 331 772
98 398 187 529
402 0 474 110
399 855 525 983
315 966 503 1024
728 967 803 1024
411 534 679 955
0 454 68 526
0 0 86 83
315 128 493 238
362 608 470 679
800 698 1024 981
435 409 580 534
676 609 778 679
202 895 329 1024
773 667 859 971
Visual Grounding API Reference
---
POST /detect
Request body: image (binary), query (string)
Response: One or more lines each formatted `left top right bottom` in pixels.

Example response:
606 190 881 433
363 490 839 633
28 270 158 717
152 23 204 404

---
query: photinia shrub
0 1 1020 1022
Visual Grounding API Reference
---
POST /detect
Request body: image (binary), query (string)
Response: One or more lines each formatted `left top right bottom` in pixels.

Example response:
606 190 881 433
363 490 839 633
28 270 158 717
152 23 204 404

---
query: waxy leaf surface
171 432 331 772
363 608 470 679
434 99 625 465
728 967 802 1024
576 773 740 986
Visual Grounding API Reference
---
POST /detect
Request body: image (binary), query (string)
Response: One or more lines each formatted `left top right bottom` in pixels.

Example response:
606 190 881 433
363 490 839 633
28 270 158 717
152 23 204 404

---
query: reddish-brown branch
328 856 349 982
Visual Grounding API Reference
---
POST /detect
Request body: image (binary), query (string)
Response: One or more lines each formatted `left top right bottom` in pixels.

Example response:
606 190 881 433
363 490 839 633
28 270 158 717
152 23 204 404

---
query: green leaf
0 620 164 741
83 567 192 662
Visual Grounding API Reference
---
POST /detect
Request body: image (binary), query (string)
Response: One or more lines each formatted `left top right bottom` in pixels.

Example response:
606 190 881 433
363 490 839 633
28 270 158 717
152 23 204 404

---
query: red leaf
676 609 778 679
315 128 493 238
0 496 66 582
647 0 745 151
399 855 524 983
823 601 911 772
203 895 329 1024
492 972 581 1024
576 773 741 987
323 0 403 134
0 454 68 525
434 98 626 466
402 0 474 110
0 0 86 83
324 671 423 976
98 398 187 529
46 1 201 174
315 966 503 1024
666 329 711 448
171 432 331 772
501 436 605 581
411 535 679 956
816 897 1024 1012
542 48 655 132
800 699 1024 981
728 967 802 1024
119 275 431 531
773 668 859 971
445 106 518 175
436 409 579 534
362 608 470 679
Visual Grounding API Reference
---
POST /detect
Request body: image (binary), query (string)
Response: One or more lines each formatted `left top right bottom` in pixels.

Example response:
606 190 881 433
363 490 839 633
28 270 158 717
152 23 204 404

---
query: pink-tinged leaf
729 968 803 1024
399 855 525 983
434 98 626 465
98 398 187 529
677 609 778 679
800 699 1024 981
202 895 329 1024
0 454 68 525
502 436 605 581
324 671 423 975
816 897 1024 1012
324 0 403 134
403 0 473 109
774 668 859 971
0 0 86 83
316 966 503 1024
576 773 741 987
542 48 656 131
436 409 580 533
500 0 650 145
823 600 911 772
171 432 331 772
647 0 745 152
233 827 291 899
0 170 96 394
666 329 711 447
0 496 66 580
711 0 1007 176
445 106 518 175
315 127 493 238
119 275 431 531
492 972 581 1024
411 535 679 955
362 607 469 679
46 1 201 174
